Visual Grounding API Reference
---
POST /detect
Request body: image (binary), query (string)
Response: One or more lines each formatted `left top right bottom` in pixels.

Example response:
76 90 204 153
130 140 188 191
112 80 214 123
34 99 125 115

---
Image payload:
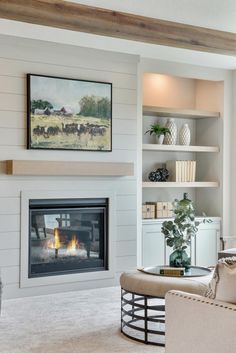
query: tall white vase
179 123 191 145
164 118 177 145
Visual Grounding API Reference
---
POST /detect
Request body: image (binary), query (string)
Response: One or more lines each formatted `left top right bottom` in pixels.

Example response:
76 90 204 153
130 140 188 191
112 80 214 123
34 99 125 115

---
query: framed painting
27 74 112 151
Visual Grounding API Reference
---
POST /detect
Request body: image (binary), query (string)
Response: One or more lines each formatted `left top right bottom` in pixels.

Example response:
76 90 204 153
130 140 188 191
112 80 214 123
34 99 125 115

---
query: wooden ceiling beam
0 0 236 56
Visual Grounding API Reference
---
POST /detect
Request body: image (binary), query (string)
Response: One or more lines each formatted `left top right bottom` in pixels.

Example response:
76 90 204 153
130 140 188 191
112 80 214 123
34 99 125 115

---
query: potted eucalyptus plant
145 123 171 144
161 193 210 269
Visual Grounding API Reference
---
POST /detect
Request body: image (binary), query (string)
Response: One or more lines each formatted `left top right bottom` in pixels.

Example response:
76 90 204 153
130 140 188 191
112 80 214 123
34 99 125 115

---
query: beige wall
143 74 196 109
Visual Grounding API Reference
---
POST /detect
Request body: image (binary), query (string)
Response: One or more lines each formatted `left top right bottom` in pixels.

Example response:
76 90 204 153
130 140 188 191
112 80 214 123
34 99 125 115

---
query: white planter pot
179 124 191 145
156 135 164 144
164 118 177 145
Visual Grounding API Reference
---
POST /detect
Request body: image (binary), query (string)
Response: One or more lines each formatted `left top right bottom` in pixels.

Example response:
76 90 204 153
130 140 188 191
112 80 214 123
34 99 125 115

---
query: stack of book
160 267 185 276
166 160 196 182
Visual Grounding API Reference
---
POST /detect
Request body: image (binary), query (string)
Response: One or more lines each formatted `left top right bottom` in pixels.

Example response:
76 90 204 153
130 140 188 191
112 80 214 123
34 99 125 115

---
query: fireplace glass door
29 198 108 278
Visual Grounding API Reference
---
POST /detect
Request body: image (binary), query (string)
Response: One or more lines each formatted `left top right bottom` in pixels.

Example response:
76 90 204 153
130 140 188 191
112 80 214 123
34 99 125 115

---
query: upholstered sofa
166 289 236 353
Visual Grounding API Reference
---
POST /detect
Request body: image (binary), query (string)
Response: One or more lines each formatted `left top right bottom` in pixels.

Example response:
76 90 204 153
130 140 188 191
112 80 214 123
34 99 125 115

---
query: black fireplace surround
29 198 109 278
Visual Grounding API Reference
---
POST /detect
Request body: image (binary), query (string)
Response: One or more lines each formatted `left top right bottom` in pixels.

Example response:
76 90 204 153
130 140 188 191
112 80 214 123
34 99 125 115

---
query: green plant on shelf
145 123 171 137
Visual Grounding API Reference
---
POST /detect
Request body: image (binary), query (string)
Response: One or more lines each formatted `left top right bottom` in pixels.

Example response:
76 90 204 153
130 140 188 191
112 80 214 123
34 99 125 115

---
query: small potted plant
145 123 171 144
161 193 211 269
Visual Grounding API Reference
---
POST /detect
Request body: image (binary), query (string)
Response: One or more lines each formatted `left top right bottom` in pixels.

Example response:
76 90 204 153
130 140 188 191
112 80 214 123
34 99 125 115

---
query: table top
140 265 211 277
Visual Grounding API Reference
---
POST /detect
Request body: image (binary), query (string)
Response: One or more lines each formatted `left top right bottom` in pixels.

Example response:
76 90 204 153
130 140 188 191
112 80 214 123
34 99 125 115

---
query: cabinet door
195 227 220 267
142 225 165 267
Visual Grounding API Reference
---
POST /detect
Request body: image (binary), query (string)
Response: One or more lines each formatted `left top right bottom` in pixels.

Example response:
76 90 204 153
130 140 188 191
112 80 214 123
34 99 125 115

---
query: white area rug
0 286 164 353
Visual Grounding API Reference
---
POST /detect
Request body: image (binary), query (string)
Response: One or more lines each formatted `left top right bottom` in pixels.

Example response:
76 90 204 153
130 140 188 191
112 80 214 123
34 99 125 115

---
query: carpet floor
0 286 164 353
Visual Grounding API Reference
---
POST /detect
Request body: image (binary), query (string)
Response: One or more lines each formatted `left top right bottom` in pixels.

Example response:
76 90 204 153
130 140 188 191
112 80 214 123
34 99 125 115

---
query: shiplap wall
0 35 138 298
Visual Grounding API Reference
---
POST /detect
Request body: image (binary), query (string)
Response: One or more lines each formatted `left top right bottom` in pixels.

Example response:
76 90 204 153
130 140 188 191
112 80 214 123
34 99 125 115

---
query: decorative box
148 202 173 218
142 204 155 219
157 202 173 218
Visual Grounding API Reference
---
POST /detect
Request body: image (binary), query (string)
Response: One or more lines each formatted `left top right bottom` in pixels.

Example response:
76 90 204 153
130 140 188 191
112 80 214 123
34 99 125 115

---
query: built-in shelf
142 144 219 153
142 217 221 224
143 106 220 119
5 160 134 177
142 181 219 188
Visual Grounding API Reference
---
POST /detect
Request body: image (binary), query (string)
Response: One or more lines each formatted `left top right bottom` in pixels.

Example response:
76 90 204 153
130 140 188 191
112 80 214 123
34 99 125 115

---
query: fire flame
67 235 78 252
46 230 79 256
46 239 54 249
54 228 61 250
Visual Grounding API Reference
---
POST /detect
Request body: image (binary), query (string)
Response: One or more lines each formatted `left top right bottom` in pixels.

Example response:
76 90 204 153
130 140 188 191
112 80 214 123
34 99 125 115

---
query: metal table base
121 288 165 346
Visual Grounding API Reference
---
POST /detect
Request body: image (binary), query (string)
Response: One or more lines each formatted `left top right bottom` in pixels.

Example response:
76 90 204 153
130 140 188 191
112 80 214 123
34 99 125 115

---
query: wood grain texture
5 160 134 176
0 0 236 55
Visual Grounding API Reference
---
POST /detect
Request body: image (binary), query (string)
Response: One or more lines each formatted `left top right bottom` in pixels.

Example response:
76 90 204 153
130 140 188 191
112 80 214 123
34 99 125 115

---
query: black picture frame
27 74 112 152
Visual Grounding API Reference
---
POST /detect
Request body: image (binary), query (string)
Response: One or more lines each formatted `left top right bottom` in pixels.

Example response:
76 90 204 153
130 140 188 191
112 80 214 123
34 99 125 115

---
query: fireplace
28 198 109 278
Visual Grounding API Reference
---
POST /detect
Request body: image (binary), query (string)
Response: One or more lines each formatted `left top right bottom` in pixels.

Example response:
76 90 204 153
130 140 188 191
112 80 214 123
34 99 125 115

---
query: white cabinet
195 222 221 267
142 224 165 267
142 218 221 267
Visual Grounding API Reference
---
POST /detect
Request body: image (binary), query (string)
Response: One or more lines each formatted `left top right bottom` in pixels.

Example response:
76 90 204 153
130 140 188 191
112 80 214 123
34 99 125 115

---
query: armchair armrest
165 290 236 353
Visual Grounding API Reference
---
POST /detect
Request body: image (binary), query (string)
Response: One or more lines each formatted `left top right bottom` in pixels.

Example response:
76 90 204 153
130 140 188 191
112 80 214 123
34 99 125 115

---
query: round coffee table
120 266 212 346
141 265 211 277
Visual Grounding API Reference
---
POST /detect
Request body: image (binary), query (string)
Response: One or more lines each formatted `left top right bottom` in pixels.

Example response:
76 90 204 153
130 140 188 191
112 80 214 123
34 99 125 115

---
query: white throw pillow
205 257 236 304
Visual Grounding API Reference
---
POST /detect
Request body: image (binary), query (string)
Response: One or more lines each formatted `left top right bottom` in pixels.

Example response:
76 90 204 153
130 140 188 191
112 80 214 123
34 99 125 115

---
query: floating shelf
143 106 220 119
142 181 219 188
5 160 134 177
142 144 219 153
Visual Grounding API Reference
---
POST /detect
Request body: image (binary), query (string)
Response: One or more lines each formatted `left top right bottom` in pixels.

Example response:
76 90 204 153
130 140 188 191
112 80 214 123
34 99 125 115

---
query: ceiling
0 0 236 69
68 0 236 33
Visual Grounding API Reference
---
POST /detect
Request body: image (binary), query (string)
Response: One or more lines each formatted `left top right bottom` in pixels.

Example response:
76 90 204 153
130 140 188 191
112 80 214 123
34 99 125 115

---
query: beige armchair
165 290 236 353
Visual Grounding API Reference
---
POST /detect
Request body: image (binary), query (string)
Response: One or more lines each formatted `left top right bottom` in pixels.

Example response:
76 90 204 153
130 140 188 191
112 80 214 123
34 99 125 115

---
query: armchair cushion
166 290 236 353
206 257 236 304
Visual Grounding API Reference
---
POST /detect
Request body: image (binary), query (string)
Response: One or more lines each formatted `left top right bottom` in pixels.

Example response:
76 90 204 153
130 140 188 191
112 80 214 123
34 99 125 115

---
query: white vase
179 124 191 145
156 135 164 144
164 118 177 145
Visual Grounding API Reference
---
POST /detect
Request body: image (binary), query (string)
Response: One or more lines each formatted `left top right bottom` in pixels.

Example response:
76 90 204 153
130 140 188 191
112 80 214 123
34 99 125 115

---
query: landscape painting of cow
27 74 112 151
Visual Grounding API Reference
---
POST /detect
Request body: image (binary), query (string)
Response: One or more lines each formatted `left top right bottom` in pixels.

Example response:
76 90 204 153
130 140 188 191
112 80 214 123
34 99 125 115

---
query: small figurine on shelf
145 123 171 145
148 168 169 182
148 171 159 182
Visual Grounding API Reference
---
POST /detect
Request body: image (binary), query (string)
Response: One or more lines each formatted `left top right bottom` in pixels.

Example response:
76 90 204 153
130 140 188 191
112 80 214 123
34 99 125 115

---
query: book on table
159 267 185 276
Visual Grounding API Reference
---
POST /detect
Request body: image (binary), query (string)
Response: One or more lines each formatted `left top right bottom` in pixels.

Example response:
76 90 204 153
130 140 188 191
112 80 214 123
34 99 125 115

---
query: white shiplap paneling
0 35 138 298
116 225 137 241
0 232 20 249
0 249 19 267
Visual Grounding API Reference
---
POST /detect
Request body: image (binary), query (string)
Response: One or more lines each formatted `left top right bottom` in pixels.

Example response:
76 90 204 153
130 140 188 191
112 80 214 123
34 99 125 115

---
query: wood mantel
5 160 134 177
0 0 236 56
